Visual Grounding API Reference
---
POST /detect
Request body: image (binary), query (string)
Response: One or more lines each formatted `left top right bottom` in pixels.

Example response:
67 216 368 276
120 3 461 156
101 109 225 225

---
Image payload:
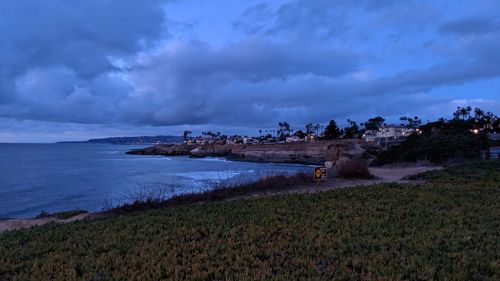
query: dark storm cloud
0 0 165 99
117 29 499 127
440 16 500 35
233 0 426 40
234 0 354 39
119 39 360 126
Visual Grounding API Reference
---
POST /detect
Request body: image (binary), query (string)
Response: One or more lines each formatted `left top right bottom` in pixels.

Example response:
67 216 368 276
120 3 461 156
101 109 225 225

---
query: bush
106 172 311 214
336 159 374 179
372 120 489 166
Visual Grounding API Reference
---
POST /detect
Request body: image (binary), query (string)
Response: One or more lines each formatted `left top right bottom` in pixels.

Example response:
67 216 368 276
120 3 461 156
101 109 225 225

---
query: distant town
111 106 500 163
68 106 500 160
183 106 498 151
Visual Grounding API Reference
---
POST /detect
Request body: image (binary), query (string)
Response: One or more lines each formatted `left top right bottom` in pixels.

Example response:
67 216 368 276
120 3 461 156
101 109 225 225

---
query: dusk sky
0 0 499 142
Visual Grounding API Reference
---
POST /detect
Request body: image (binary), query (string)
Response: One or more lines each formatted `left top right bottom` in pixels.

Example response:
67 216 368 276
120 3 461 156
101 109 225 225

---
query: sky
0 0 499 142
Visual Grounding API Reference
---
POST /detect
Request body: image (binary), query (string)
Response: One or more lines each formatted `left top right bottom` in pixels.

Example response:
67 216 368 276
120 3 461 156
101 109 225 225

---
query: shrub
372 120 489 166
336 159 374 179
106 172 311 214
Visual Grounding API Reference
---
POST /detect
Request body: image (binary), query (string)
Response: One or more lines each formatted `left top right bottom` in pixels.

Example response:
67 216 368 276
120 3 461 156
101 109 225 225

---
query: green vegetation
1 161 499 280
336 159 374 179
107 173 311 215
373 119 489 165
323 120 341 140
361 116 385 131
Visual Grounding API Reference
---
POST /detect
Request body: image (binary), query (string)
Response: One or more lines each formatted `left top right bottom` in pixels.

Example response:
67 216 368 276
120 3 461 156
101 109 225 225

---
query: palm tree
474 108 484 120
313 124 321 136
459 106 472 120
305 123 314 135
453 106 472 120
183 131 192 143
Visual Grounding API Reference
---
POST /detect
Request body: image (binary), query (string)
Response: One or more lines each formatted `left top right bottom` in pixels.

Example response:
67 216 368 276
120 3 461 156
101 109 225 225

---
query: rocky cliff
126 144 197 156
127 140 381 166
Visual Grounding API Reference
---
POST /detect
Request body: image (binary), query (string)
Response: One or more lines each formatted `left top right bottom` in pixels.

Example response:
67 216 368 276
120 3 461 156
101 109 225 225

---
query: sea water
0 143 310 218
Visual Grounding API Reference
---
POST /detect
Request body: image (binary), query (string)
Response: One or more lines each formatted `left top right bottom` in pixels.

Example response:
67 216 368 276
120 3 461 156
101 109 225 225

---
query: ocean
0 143 310 218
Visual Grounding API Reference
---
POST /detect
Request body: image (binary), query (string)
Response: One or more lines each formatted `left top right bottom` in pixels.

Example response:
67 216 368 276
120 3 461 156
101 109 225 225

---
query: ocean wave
195 157 228 162
103 156 172 161
97 150 121 154
176 171 242 181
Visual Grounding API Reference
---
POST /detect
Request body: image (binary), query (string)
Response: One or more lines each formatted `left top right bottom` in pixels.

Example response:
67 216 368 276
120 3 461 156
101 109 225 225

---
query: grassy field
0 161 499 280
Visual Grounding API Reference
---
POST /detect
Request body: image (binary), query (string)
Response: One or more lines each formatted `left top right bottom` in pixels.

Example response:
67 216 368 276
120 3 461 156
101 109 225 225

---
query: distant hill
59 136 183 145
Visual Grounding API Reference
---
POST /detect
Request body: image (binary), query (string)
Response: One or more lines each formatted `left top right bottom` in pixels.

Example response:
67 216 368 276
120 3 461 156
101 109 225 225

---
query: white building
364 125 415 145
285 136 302 143
363 130 378 142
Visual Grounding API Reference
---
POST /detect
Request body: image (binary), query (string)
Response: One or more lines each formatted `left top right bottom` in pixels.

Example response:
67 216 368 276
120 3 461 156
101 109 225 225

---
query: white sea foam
196 157 228 162
98 150 120 154
176 171 243 181
104 156 171 161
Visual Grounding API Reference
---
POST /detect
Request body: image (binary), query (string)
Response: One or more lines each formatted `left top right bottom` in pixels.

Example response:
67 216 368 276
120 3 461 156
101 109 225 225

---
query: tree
454 106 472 120
324 120 340 140
474 108 485 120
343 119 360 139
305 123 314 135
460 106 472 120
258 129 262 138
400 116 422 129
294 130 306 139
314 124 321 136
183 130 192 143
277 122 292 141
362 116 385 130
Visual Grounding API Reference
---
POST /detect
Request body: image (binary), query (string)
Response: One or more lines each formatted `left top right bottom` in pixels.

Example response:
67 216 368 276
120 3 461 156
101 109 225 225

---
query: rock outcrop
127 140 382 166
126 144 197 156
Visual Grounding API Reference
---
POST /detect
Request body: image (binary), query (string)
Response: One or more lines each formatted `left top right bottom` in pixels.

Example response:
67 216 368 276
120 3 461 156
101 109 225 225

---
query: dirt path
246 166 441 197
0 166 440 234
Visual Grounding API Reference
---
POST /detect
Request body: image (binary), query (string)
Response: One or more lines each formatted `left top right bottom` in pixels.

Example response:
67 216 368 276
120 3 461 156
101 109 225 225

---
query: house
243 137 259 144
305 134 316 142
364 125 415 146
285 136 302 143
363 130 378 142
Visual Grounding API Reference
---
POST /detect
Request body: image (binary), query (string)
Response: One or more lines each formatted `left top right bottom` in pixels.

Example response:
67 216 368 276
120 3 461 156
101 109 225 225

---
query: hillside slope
0 161 499 280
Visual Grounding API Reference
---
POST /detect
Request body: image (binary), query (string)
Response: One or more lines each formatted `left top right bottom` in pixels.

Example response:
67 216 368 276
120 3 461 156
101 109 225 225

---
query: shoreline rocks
126 144 197 156
126 140 381 166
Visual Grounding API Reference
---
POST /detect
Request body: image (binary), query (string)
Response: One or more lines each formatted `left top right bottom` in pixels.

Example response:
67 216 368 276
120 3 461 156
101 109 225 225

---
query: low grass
0 161 499 280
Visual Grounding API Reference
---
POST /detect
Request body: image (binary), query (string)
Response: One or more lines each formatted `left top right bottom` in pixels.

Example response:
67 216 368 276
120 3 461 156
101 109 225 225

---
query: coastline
126 139 382 166
2 161 497 280
0 165 439 234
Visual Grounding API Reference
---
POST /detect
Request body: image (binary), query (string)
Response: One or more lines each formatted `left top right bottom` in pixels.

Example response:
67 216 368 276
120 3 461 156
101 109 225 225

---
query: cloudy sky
0 0 499 142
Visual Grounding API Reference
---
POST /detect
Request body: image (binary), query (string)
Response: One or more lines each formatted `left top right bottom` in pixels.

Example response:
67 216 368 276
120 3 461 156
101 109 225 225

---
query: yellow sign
314 166 327 181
